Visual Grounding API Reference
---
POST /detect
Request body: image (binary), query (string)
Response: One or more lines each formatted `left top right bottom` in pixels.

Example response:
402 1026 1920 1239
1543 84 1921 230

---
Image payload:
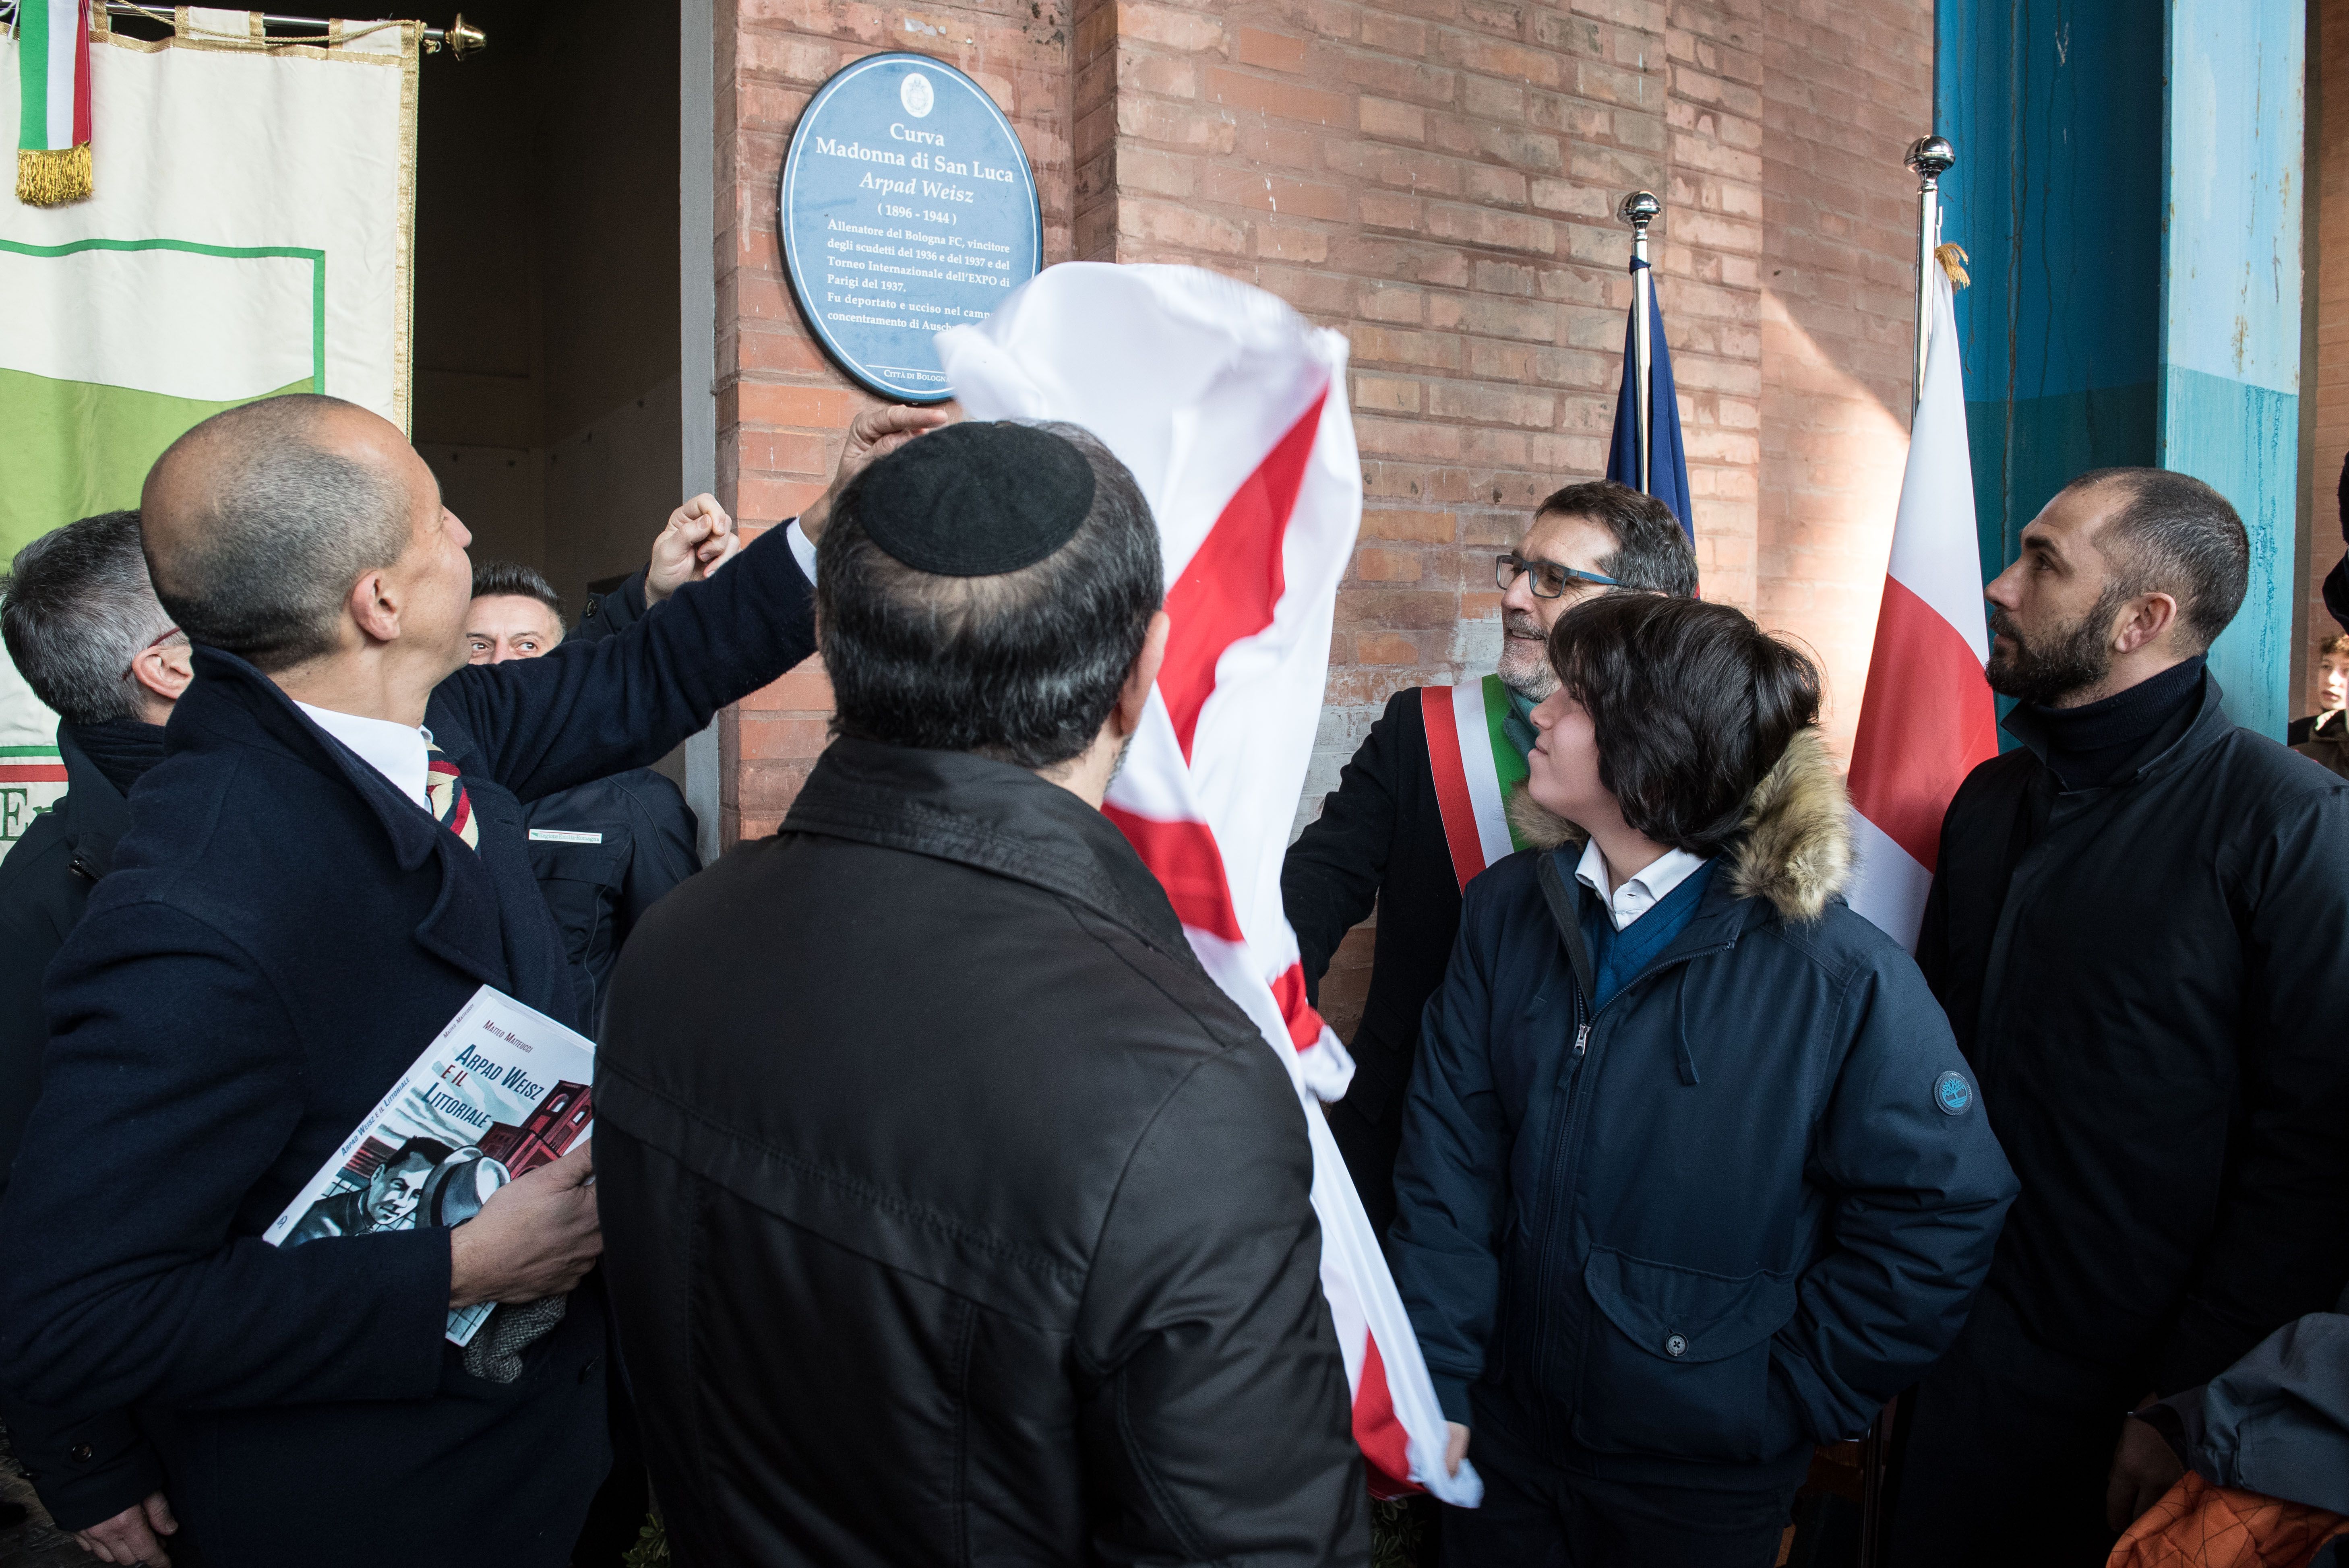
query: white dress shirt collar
1574 838 1710 932
296 702 433 815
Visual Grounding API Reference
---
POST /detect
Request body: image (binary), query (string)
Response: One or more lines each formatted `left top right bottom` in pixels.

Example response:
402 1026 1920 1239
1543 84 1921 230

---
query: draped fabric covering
939 262 1483 1504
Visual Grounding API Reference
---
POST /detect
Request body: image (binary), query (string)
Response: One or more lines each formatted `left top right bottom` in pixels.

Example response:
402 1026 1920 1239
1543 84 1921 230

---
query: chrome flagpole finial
1904 136 1955 184
1617 190 1661 232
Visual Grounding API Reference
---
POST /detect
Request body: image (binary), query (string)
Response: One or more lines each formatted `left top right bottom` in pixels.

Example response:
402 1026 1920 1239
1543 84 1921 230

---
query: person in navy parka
1387 594 2018 1566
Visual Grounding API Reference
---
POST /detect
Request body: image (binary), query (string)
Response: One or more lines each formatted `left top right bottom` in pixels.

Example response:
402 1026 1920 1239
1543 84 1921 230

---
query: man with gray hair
0 509 190 1565
0 392 921 1566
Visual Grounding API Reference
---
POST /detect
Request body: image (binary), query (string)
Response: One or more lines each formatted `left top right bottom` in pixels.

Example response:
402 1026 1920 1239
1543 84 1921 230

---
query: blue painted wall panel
2161 0 2305 738
2162 368 2300 738
1937 0 2164 580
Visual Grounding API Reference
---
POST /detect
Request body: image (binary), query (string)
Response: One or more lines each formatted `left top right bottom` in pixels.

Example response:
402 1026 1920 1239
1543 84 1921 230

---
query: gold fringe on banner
1935 242 1971 289
16 143 93 206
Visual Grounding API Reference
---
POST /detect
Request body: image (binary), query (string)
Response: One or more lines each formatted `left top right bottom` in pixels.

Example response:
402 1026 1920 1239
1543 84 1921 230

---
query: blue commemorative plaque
779 53 1043 403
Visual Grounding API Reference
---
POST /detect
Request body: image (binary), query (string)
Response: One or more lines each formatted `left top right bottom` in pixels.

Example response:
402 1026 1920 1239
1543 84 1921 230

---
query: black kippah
854 421 1096 576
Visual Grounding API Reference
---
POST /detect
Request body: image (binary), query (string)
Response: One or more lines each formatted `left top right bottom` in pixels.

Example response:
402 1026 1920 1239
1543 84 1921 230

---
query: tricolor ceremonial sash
1422 674 1530 892
14 0 94 206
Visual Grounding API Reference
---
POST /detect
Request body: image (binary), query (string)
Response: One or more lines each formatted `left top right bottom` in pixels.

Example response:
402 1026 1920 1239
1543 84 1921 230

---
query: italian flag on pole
14 0 92 206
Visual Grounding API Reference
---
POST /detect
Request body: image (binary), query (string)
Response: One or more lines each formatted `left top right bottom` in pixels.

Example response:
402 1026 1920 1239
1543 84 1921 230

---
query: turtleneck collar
2006 655 2206 791
63 717 169 798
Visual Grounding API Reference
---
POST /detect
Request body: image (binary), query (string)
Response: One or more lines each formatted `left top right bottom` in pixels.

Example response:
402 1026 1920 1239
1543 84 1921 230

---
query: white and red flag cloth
1845 262 1999 949
937 262 1482 1507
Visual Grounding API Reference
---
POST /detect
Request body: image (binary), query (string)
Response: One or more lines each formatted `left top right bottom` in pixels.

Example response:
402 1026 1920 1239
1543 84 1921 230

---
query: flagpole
1618 190 1660 495
1904 136 1955 419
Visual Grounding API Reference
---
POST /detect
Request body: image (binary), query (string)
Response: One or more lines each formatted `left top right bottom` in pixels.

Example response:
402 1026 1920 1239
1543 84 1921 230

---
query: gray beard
1496 609 1555 700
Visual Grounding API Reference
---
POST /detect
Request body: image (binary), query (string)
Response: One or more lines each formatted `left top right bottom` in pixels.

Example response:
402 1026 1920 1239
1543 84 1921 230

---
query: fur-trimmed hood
1504 726 1853 921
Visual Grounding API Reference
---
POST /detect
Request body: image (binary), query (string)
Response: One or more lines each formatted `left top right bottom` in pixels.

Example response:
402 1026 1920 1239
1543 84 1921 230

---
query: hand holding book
448 1143 602 1310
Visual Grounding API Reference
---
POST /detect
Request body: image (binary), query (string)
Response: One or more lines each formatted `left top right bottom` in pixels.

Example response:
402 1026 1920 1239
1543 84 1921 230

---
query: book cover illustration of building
261 986 597 1347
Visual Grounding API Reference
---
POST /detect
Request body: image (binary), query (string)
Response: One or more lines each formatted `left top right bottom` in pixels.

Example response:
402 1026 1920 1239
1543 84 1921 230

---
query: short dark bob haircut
817 421 1162 771
1547 593 1822 855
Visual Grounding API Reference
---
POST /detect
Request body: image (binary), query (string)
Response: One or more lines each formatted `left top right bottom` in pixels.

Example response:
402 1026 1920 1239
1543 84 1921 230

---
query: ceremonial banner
1846 264 1998 948
0 7 418 845
939 263 1483 1507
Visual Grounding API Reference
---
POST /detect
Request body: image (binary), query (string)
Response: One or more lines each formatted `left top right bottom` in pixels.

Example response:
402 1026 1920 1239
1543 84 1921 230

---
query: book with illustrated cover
263 984 596 1347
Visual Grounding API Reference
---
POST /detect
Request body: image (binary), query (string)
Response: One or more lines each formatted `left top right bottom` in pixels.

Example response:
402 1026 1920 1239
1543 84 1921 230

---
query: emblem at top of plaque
778 53 1043 404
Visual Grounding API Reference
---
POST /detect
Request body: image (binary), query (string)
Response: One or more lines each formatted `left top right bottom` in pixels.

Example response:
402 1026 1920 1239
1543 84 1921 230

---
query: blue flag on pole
1607 258 1693 539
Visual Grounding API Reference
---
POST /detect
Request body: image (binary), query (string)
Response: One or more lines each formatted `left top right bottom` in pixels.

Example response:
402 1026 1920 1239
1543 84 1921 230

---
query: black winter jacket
523 769 698 1027
1282 685 1476 1229
0 725 166 1531
596 738 1366 1567
0 529 817 1566
1390 734 2017 1481
1919 670 2349 1394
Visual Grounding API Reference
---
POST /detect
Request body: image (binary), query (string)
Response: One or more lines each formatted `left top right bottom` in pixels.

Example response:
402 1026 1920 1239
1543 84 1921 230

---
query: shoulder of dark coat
1505 727 1854 923
1946 744 2037 814
2213 724 2349 808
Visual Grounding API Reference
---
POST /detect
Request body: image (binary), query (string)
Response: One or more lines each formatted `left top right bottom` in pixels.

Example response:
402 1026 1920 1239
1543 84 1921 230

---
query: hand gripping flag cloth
1845 256 1999 949
938 262 1483 1507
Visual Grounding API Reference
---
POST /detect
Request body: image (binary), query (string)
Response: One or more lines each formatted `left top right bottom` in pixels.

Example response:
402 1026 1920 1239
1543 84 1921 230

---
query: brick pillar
713 0 1076 844
2307 0 2349 711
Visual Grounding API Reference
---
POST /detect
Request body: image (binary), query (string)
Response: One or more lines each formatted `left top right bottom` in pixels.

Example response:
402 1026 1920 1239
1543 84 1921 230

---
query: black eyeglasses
1497 554 1620 599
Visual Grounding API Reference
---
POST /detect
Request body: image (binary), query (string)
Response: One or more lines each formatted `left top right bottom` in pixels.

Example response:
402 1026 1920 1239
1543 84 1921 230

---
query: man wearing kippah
594 419 1367 1567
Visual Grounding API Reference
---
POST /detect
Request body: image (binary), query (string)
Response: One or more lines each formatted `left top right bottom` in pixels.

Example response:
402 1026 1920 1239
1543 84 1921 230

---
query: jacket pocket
1572 1247 1798 1463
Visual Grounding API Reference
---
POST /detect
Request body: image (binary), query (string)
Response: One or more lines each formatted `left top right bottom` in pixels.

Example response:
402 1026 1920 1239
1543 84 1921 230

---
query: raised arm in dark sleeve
0 906 451 1415
567 570 649 647
432 521 816 805
2157 787 2349 1391
1282 689 1412 998
1075 1043 1365 1567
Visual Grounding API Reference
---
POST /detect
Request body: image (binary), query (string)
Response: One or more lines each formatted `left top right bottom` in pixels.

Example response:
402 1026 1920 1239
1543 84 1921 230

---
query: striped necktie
424 744 479 850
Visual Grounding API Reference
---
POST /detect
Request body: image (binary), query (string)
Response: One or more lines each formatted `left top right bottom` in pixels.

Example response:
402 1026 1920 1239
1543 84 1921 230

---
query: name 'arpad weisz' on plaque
780 54 1044 403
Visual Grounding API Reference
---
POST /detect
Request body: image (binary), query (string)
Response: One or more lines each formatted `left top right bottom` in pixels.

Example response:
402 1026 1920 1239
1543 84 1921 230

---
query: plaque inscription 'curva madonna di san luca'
778 53 1044 403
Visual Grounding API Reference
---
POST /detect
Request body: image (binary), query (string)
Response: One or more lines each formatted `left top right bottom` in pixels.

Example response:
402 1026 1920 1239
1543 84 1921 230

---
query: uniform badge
1934 1070 1973 1117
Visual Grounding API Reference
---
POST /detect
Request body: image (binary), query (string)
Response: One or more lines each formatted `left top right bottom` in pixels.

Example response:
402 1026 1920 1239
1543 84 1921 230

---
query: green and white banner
0 7 417 845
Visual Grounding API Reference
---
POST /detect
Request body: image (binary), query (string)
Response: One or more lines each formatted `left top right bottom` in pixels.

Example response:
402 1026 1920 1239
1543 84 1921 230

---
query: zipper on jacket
1528 938 1732 1449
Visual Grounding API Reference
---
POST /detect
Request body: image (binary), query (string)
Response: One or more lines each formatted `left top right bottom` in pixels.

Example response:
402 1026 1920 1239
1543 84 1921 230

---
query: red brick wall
711 0 1937 966
2306 0 2349 712
1756 0 1928 758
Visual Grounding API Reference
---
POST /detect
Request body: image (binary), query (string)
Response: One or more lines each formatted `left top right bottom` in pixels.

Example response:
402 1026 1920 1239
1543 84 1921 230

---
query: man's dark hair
1536 480 1700 597
817 423 1162 771
471 559 564 626
384 1136 455 1172
1 510 179 725
2066 467 2249 650
145 394 414 673
1547 594 1822 856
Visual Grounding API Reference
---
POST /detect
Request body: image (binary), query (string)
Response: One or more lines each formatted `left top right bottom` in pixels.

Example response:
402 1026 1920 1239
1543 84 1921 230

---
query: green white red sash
1421 675 1530 891
14 0 94 206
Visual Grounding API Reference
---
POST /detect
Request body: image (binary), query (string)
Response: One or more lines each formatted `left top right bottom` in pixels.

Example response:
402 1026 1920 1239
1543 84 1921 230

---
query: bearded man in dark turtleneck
1888 469 2349 1564
0 508 188 1562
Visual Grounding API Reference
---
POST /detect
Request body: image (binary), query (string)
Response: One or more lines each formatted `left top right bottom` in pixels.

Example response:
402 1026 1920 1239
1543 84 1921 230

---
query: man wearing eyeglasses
1281 481 1697 1233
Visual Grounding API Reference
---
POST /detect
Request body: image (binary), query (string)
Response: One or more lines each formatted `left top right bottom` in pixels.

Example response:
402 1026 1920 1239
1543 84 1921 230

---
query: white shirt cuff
786 517 818 583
